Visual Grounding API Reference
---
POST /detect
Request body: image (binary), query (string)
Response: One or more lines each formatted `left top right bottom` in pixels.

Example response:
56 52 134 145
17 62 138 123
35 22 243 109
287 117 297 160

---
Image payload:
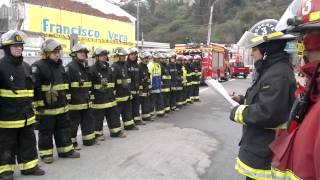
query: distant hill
122 0 291 46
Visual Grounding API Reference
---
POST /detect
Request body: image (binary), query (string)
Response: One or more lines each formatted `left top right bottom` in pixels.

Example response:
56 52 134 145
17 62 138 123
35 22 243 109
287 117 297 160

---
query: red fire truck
229 53 250 78
175 43 230 82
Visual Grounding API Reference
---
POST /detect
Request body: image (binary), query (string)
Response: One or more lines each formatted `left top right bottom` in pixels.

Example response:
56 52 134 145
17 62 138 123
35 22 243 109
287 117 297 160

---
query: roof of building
22 0 134 23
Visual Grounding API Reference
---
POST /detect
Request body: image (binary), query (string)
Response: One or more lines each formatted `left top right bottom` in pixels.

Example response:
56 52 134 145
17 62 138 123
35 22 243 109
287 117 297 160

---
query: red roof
23 0 132 23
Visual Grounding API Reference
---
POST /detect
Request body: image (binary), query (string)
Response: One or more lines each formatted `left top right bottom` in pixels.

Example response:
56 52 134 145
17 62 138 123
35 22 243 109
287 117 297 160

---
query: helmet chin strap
263 52 268 61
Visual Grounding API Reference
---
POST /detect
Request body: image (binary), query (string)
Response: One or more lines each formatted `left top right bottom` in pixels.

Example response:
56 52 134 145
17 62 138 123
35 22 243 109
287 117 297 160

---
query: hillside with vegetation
121 0 291 46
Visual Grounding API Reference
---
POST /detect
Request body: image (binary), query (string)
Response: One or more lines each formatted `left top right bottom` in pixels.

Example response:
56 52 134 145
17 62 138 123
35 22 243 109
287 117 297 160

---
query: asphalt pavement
16 77 251 180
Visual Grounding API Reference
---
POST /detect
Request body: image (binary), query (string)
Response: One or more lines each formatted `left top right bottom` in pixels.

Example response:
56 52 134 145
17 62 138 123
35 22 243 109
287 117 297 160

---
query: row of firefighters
0 30 203 179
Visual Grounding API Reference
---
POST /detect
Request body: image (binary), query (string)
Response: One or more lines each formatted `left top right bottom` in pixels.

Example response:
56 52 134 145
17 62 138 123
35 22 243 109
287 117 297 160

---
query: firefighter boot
66 151 80 158
21 166 45 176
0 172 13 180
124 125 139 131
42 156 54 164
110 131 127 138
97 136 105 141
135 120 146 126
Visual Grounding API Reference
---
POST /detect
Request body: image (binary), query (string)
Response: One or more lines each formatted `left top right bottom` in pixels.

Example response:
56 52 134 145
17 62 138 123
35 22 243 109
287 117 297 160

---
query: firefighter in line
66 44 98 150
112 48 139 130
191 55 202 102
0 31 45 180
138 51 153 121
32 39 80 164
183 55 193 104
168 52 179 111
127 48 145 125
229 19 296 180
175 55 185 108
160 53 171 114
90 48 126 140
270 2 320 178
148 52 165 118
181 56 188 105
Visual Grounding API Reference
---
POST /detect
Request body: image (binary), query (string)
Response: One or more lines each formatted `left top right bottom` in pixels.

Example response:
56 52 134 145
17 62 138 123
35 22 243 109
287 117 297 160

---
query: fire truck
175 43 230 82
229 53 250 78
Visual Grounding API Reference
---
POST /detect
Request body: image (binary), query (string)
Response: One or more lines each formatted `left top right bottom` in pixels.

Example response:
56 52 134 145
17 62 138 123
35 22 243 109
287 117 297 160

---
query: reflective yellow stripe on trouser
0 164 15 173
235 157 272 180
124 120 134 127
41 84 69 92
91 101 117 109
39 149 54 157
110 127 122 134
18 159 39 171
82 133 95 141
0 116 36 128
271 167 301 180
69 103 91 111
57 144 74 154
36 106 69 115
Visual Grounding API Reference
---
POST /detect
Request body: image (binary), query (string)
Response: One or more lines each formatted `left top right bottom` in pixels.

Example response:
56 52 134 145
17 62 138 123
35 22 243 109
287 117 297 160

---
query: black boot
21 166 45 176
0 172 13 180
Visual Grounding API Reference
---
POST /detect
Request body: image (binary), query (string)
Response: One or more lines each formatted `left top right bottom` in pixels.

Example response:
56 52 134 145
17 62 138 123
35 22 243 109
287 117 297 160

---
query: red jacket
271 62 320 179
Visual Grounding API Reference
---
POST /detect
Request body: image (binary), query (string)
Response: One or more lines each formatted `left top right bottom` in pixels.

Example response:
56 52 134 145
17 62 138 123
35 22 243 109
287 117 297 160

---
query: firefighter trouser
0 125 39 175
37 113 74 158
192 84 200 101
150 93 164 116
117 100 135 129
93 106 122 137
170 90 177 110
187 85 194 103
69 109 95 147
132 95 142 122
182 86 188 105
140 95 152 120
162 92 171 113
176 89 184 108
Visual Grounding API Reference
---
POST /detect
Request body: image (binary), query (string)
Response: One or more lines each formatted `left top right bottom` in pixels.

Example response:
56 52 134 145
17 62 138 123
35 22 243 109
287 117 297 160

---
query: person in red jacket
271 32 320 180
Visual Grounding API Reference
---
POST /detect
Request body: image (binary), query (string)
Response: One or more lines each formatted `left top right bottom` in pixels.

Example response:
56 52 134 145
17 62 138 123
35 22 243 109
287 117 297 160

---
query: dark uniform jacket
89 61 117 109
176 64 183 90
138 62 151 97
112 61 131 102
231 52 296 171
168 62 178 91
190 61 201 85
32 59 69 115
66 59 91 111
160 63 171 93
126 60 140 96
0 55 35 128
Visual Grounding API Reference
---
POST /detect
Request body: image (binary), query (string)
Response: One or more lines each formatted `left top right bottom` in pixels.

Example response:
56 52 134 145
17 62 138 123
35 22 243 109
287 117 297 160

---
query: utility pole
136 0 140 47
207 0 218 46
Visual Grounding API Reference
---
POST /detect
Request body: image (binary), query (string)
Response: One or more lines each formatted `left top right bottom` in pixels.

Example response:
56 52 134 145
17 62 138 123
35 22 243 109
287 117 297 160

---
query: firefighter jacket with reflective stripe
32 59 69 114
191 62 201 84
112 61 131 102
66 59 91 110
176 64 183 90
168 63 178 90
184 64 193 86
271 62 320 180
148 62 162 93
89 61 117 109
160 63 171 92
230 52 296 178
0 55 35 128
126 60 140 94
138 63 151 95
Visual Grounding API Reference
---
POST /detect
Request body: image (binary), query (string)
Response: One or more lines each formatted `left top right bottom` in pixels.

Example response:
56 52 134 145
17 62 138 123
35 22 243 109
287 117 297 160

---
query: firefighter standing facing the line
168 52 179 111
160 53 172 115
32 39 80 164
66 44 98 149
175 55 185 108
90 47 126 140
191 55 202 102
0 30 45 180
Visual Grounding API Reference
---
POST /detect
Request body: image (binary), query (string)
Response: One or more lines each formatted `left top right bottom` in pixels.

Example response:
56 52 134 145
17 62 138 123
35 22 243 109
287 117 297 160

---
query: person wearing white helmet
66 44 99 150
126 48 146 125
190 55 202 102
89 48 126 140
0 30 45 179
160 53 171 115
32 39 80 164
112 47 139 130
175 55 185 108
138 51 153 121
148 52 165 118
